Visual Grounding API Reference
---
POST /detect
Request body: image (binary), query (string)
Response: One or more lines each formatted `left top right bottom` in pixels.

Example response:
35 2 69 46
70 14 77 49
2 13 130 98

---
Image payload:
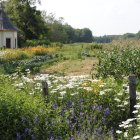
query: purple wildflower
96 105 102 110
50 136 54 140
108 128 114 135
91 105 95 111
52 104 57 110
70 135 74 140
78 98 83 104
96 128 102 135
104 108 110 115
67 100 73 106
24 128 30 134
16 132 21 140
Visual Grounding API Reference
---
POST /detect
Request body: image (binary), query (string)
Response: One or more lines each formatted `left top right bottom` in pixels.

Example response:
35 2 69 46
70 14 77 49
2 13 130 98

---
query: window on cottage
15 38 16 48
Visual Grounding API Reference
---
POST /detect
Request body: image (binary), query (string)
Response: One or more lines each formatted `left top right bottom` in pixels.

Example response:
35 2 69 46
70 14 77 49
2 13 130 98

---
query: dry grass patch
41 58 98 76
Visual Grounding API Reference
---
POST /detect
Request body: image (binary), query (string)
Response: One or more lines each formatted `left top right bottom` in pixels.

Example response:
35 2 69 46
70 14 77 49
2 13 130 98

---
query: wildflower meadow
1 43 140 139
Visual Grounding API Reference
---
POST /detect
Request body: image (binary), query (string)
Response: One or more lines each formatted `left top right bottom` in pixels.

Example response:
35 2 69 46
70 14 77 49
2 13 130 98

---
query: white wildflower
126 118 135 122
116 130 122 134
36 83 41 87
83 87 93 91
58 97 63 99
15 83 24 88
60 91 66 96
133 135 140 140
124 132 128 138
134 104 140 109
118 92 123 96
71 92 78 96
114 98 121 102
117 105 124 107
103 88 112 92
123 101 129 105
132 110 138 114
99 91 105 95
29 92 34 95
119 124 125 128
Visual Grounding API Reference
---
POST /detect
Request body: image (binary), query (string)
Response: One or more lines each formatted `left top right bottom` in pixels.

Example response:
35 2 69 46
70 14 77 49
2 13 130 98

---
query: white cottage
0 8 18 48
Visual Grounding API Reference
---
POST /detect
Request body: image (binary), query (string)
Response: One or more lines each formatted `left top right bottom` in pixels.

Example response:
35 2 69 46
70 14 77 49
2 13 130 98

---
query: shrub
25 39 50 47
96 48 140 79
89 43 103 50
50 42 63 48
0 75 48 139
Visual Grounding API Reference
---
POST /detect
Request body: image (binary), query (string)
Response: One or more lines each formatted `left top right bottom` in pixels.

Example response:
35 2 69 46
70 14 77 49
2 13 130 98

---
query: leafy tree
136 31 140 39
123 33 136 39
4 0 48 46
80 28 93 42
48 19 68 43
63 24 76 43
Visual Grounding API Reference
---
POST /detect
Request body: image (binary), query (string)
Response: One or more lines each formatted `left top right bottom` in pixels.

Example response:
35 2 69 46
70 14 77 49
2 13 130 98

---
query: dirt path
41 58 98 76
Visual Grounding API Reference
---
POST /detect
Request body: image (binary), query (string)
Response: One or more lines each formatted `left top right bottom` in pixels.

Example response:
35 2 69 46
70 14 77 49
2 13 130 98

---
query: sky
37 0 140 36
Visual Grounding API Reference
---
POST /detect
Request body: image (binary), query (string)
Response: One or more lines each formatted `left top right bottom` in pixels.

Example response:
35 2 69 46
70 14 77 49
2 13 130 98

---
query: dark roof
0 10 18 31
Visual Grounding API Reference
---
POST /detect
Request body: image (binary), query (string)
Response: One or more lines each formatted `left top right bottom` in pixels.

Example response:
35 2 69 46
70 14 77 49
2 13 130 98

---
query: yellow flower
82 83 87 87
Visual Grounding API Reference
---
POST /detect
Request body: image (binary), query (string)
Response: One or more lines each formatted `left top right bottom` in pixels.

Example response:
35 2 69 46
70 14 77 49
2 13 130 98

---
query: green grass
0 43 103 76
55 43 99 60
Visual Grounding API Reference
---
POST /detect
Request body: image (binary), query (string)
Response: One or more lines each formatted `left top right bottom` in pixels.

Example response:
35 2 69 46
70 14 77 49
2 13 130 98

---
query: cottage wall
0 32 3 47
0 31 17 48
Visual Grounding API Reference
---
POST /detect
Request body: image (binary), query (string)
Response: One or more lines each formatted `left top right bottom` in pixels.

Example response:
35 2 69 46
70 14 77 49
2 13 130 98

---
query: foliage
45 13 93 43
0 72 130 139
0 75 48 139
0 46 58 74
4 0 48 47
96 48 140 79
25 39 50 47
94 35 112 43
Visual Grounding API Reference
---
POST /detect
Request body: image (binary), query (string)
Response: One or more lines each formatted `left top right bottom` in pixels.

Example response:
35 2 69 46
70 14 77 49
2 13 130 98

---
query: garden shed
0 7 18 49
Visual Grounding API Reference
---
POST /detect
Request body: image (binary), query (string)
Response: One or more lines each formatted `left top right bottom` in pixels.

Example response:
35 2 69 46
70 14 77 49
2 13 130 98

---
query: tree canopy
3 0 94 46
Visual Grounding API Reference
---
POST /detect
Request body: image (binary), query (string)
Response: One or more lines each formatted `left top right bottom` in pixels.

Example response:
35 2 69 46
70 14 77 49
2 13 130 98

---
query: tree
63 24 76 43
4 0 48 46
45 14 68 43
80 28 93 42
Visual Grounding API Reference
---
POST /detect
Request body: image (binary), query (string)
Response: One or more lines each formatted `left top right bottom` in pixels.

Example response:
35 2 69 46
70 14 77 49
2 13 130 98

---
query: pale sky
37 0 140 36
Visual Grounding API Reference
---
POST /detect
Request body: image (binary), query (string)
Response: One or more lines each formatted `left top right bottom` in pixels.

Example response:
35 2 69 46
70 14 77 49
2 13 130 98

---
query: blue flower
96 128 102 135
67 100 73 106
96 105 102 110
104 108 110 115
70 135 74 140
50 136 54 140
108 128 114 135
24 128 30 133
78 98 83 104
52 104 57 110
